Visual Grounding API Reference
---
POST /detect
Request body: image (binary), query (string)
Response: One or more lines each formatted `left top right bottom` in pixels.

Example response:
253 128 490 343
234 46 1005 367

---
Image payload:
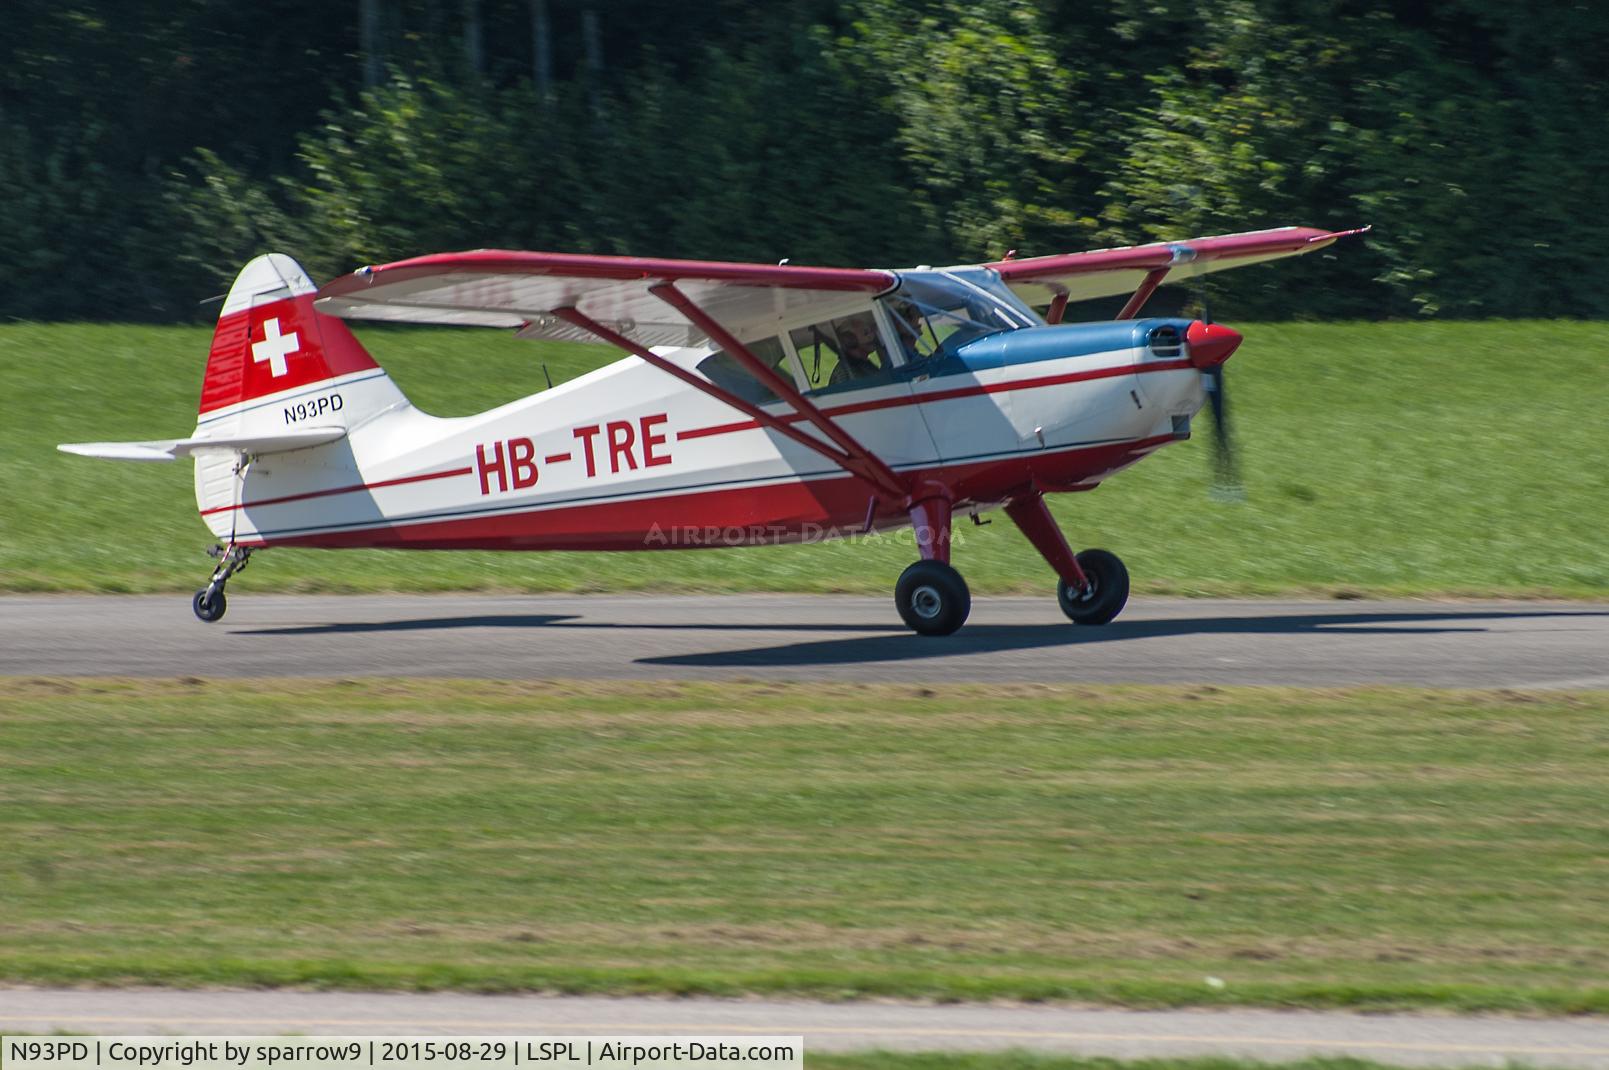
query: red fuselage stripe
676 421 751 441
200 465 474 516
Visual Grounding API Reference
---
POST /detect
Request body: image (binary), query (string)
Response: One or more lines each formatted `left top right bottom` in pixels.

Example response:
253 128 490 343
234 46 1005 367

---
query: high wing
316 250 894 348
315 251 909 498
987 225 1369 315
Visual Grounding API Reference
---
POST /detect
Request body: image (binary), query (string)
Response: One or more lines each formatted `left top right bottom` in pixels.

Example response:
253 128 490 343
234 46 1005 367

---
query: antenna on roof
197 293 226 306
542 363 554 390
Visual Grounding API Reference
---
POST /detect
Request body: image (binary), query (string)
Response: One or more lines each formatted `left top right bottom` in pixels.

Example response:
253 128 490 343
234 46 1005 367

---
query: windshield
883 270 1037 361
943 267 1043 324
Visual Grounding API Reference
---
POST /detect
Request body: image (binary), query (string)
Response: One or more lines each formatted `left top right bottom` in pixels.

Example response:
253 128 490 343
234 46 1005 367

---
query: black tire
193 588 227 623
895 560 971 636
1058 549 1129 625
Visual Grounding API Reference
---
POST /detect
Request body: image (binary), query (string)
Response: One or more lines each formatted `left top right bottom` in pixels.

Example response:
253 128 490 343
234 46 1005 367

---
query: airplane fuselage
196 318 1210 552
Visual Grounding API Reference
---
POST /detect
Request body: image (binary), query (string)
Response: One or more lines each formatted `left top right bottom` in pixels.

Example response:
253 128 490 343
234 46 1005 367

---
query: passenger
828 314 883 385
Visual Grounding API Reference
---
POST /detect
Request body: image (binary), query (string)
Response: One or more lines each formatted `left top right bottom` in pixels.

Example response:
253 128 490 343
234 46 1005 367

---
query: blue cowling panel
976 318 1192 366
894 317 1196 383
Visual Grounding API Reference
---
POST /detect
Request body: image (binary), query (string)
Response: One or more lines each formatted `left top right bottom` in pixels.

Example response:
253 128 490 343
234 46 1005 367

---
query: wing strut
1116 268 1169 320
648 282 909 500
1045 290 1070 325
551 305 907 501
1047 265 1169 323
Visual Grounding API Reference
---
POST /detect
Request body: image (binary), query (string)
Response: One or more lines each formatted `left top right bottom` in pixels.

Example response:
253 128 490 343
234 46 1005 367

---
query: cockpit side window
790 311 892 393
695 335 793 405
885 296 943 362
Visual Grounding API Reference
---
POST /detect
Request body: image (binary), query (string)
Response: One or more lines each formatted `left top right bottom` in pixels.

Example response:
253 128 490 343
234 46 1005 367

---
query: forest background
5 0 1600 323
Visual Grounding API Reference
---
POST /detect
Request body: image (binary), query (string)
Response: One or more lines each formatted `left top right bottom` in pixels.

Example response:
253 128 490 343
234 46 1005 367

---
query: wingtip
1311 224 1372 243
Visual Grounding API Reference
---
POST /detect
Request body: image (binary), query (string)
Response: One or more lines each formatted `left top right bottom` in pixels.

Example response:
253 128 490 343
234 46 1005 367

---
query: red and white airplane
61 225 1364 634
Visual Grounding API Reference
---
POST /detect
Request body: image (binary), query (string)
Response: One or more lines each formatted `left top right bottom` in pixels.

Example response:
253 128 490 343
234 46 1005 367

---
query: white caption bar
1 1038 802 1070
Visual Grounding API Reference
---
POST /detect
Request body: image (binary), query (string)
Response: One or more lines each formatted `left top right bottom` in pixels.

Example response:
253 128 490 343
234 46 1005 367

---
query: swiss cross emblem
251 317 301 378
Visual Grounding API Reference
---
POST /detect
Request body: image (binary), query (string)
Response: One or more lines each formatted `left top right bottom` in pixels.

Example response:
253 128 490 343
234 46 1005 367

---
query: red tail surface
199 254 380 418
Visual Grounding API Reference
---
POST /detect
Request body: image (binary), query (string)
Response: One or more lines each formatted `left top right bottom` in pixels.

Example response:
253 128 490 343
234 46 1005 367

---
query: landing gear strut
895 489 970 636
193 544 252 623
1004 492 1129 626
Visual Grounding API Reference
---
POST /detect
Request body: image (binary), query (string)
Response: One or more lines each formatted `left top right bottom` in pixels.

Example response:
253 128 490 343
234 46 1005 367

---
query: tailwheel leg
896 491 970 636
193 544 252 623
1004 492 1129 626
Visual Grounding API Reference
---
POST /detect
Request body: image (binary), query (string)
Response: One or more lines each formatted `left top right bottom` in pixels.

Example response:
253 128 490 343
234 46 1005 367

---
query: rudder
194 254 409 537
199 253 403 428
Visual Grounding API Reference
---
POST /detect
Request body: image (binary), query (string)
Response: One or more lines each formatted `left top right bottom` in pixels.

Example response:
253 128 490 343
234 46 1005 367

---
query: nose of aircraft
1186 321 1242 367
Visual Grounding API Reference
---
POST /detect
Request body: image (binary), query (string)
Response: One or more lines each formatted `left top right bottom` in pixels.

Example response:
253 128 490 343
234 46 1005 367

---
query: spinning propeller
1185 318 1244 501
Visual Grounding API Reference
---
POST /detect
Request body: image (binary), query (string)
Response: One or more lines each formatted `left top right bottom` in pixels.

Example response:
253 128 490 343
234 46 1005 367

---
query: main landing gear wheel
1058 548 1129 626
192 588 227 623
896 560 971 636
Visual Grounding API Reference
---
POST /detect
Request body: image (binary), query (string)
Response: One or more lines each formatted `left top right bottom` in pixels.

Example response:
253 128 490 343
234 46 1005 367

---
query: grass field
3 677 1607 1013
2 320 1605 597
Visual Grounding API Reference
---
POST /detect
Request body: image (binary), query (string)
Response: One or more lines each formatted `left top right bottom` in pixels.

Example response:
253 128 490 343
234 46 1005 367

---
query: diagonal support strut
1116 267 1170 320
550 306 874 479
1045 289 1070 325
649 282 908 500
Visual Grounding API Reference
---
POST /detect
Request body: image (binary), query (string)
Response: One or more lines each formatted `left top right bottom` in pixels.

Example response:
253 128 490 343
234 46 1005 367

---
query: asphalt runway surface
4 989 1609 1067
1 594 1605 685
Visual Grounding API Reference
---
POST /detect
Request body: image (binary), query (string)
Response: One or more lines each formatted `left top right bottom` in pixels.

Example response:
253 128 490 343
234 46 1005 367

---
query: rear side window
695 336 793 404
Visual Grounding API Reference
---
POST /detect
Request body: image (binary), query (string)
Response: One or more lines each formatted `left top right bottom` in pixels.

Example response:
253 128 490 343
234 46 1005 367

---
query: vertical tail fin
199 253 404 428
194 254 409 537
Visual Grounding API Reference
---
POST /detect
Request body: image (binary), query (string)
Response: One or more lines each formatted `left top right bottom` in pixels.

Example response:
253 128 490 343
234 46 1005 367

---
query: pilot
828 315 883 385
889 299 932 360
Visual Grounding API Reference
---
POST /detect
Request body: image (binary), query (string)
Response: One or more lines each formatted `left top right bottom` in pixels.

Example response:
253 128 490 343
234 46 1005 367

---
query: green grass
3 678 1608 1012
2 321 1605 596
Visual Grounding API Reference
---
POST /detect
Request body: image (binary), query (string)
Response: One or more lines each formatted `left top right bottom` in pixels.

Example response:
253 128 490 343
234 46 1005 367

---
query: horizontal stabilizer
58 426 347 463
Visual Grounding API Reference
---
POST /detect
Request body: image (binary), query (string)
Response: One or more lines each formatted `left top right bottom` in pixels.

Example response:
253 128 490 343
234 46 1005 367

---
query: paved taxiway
1 594 1605 685
4 988 1609 1067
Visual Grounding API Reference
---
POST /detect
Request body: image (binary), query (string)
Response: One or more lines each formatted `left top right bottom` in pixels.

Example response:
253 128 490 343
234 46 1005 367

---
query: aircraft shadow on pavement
635 607 1609 668
234 615 899 636
234 607 1609 668
235 614 583 635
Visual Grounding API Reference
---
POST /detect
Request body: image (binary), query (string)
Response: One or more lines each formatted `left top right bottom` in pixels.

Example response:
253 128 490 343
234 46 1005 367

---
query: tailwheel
1058 548 1129 626
192 588 227 623
192 543 252 624
895 560 971 636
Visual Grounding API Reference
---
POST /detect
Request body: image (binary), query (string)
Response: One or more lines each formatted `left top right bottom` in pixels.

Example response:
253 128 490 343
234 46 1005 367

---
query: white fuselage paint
196 338 1207 546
